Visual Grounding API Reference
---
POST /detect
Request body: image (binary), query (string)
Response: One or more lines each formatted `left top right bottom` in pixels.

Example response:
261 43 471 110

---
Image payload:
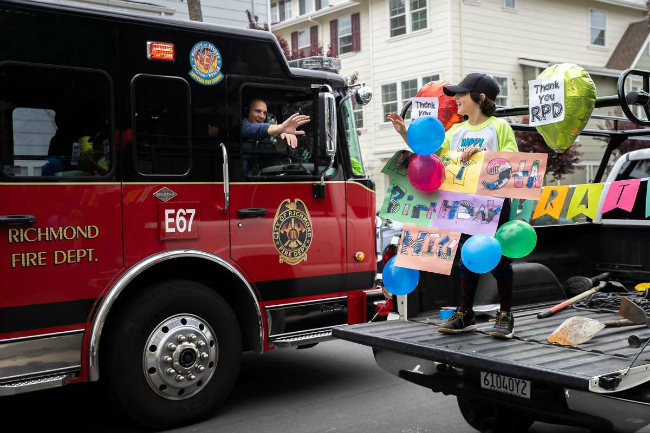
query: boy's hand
461 147 481 162
387 113 406 135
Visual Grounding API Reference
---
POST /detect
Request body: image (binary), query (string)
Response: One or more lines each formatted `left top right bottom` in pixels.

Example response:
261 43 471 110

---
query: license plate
480 372 531 399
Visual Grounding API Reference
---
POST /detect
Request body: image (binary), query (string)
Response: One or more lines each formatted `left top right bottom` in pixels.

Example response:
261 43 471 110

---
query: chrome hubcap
143 314 218 400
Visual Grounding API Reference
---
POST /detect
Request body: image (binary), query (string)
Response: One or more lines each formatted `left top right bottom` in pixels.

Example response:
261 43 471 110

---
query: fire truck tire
100 279 242 430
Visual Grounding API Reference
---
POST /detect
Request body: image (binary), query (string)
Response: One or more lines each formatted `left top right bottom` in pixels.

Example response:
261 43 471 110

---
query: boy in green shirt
438 73 518 339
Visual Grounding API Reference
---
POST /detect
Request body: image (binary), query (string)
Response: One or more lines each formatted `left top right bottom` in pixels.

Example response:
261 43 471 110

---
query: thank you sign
410 97 439 120
528 77 565 126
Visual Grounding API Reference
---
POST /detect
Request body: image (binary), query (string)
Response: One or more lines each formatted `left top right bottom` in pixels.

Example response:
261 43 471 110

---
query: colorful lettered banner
510 198 536 222
379 177 441 226
646 181 650 218
430 192 504 236
477 151 548 200
438 149 485 194
395 224 461 275
601 179 642 214
532 185 570 220
566 183 604 219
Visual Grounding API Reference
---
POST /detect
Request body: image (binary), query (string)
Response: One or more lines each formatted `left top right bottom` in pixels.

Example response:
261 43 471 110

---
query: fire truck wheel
101 279 242 429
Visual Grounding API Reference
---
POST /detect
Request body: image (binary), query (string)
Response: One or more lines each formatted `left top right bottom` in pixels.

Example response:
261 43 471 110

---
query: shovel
618 297 650 326
547 316 636 346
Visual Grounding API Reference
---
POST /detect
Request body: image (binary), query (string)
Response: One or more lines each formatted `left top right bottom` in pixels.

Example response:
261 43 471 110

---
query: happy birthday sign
430 192 504 236
477 151 547 200
394 224 461 274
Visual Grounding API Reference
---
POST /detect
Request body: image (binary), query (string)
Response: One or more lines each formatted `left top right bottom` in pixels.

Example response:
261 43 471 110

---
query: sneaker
489 311 515 339
438 308 477 334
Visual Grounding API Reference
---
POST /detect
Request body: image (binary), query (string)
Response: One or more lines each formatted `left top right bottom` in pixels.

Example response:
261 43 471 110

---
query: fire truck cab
0 0 378 428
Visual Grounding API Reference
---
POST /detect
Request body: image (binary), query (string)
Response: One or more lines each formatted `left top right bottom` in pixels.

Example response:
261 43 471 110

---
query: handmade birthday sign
430 192 504 236
439 149 485 194
477 151 548 200
381 150 411 178
379 177 441 226
395 224 461 275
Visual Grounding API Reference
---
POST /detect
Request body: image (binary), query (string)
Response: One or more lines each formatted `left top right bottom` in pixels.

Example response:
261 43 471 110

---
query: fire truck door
0 63 123 378
229 82 348 305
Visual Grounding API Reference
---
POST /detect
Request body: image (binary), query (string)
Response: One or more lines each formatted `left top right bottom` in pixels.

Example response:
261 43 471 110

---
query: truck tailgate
333 308 650 392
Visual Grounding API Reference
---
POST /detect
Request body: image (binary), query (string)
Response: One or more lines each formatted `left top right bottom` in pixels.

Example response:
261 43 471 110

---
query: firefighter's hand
208 124 219 137
461 147 481 162
280 113 310 136
280 133 298 148
387 113 408 143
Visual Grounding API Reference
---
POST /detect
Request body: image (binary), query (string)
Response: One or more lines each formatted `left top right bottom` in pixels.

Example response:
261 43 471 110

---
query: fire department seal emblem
272 199 313 265
188 41 223 86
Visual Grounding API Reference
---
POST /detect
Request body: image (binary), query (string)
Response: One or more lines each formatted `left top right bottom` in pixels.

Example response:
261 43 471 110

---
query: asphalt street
4 339 590 433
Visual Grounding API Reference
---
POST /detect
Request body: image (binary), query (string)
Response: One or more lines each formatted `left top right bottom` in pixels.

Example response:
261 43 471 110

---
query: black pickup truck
333 69 650 433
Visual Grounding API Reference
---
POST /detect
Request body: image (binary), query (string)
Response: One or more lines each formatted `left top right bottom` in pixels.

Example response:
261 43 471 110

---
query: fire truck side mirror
318 92 337 158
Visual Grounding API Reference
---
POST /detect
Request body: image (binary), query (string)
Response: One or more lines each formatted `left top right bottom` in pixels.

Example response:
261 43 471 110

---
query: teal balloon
383 256 420 295
461 235 502 274
406 116 445 155
496 220 537 259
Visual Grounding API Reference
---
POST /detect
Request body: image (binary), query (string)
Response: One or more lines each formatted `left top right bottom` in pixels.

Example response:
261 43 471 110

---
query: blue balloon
383 256 420 295
460 235 503 274
406 116 446 155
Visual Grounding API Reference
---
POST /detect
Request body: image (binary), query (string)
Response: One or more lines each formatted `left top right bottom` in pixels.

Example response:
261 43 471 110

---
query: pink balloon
407 154 445 192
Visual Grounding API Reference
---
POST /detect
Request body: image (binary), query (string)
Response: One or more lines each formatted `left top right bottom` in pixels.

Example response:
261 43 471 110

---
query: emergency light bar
147 42 175 61
287 56 341 72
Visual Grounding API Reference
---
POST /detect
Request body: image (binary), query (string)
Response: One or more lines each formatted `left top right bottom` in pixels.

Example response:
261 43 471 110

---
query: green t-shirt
441 116 518 153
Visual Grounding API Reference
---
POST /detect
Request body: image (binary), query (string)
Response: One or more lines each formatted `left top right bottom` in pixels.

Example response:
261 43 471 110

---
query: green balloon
535 63 596 153
495 220 537 259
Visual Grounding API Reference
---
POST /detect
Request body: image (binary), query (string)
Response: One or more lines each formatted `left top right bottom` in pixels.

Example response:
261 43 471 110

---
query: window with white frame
271 3 278 23
300 0 315 15
590 9 606 47
298 29 310 56
401 79 418 109
381 74 441 121
504 0 515 9
353 100 364 129
388 0 428 38
410 0 427 31
381 83 398 122
298 0 328 15
339 15 353 54
493 75 509 106
280 0 292 21
421 73 440 84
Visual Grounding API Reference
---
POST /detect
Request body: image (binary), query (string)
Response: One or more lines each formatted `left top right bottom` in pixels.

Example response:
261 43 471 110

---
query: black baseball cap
443 73 500 101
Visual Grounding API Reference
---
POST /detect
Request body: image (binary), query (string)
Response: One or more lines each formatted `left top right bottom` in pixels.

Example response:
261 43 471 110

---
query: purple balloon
407 154 445 193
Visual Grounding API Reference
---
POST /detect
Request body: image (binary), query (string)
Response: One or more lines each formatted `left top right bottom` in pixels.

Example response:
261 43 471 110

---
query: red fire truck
0 0 380 428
